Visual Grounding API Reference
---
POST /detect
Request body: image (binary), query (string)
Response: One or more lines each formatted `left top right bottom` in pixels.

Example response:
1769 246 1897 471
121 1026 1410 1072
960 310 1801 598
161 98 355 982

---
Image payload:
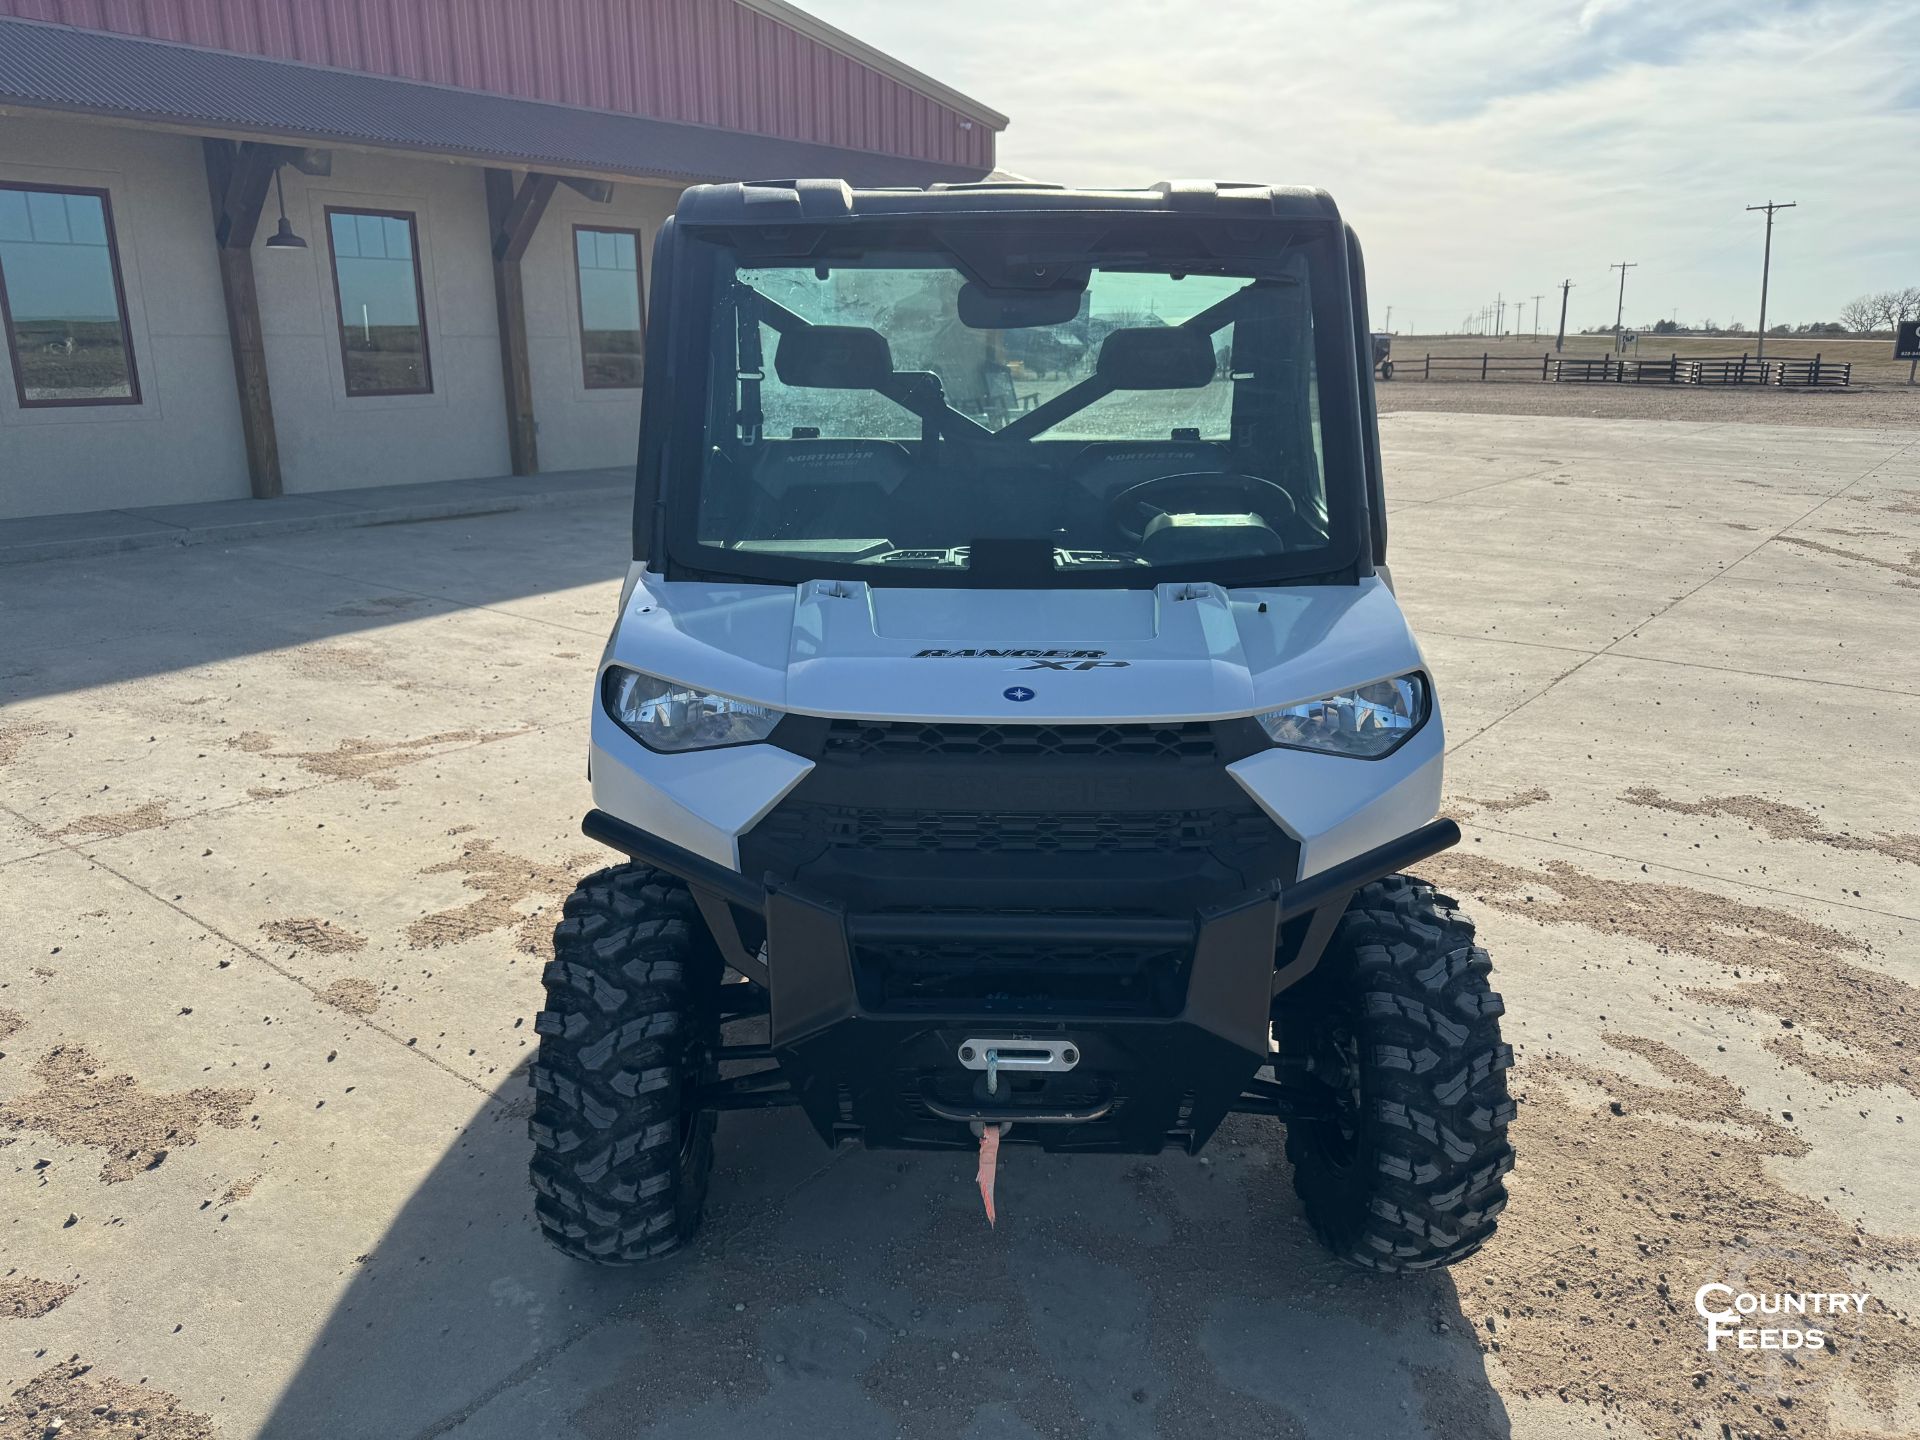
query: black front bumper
581 808 1460 1154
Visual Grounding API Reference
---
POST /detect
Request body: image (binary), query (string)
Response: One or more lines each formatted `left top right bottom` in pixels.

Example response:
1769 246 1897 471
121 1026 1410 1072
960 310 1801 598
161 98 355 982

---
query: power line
1746 200 1796 362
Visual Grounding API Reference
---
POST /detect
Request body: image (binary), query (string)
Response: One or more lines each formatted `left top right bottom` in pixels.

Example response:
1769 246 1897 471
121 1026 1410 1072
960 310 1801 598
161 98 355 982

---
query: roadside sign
1897 320 1920 361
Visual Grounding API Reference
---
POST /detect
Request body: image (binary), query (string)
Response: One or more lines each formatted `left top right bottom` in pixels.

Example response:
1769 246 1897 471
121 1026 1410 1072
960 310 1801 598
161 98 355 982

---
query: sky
806 0 1920 334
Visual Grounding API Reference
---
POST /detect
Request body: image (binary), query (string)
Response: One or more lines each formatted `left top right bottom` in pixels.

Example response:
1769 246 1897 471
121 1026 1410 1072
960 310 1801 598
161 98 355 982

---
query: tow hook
953 1040 1080 1224
957 1038 1080 1096
971 1119 1011 1226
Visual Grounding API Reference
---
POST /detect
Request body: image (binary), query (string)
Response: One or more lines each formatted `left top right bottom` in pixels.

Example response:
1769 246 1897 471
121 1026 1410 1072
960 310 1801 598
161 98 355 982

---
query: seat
732 440 911 543
1068 441 1233 501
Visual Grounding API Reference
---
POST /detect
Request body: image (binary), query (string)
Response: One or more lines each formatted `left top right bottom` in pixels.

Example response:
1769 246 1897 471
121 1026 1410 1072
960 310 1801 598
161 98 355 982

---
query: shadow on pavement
255 1084 1512 1440
0 499 629 706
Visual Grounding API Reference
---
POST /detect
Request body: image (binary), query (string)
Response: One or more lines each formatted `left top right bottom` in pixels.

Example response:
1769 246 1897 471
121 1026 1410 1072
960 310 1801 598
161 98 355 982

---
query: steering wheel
1105 472 1298 544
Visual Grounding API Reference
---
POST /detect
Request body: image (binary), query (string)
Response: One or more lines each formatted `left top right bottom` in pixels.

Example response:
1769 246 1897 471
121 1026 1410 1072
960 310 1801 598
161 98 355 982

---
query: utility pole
1383 305 1392 333
1746 200 1795 361
1555 279 1575 350
1495 293 1505 336
1529 294 1544 339
1611 262 1637 341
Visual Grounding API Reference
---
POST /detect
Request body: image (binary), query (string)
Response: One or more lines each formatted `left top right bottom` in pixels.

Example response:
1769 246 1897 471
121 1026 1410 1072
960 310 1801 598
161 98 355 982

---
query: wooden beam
558 175 615 204
484 169 558 475
491 170 557 263
213 140 279 250
203 138 283 499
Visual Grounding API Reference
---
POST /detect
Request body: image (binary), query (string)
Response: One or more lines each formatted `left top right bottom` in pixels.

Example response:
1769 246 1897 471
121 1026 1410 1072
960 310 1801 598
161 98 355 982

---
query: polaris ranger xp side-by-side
529 179 1515 1271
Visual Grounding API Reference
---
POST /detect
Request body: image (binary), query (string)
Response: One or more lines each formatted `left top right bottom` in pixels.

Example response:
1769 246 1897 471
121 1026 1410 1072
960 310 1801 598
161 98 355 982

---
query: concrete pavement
1 413 1917 1439
0 467 630 567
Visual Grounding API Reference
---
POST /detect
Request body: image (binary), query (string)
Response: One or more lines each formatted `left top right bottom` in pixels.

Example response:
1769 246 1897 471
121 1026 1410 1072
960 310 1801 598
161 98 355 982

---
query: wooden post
203 139 283 499
485 169 558 477
1481 352 1488 380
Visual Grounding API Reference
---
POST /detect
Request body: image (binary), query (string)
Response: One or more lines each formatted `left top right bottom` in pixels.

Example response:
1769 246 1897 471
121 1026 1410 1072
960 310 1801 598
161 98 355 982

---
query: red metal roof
0 17 992 184
0 0 1001 171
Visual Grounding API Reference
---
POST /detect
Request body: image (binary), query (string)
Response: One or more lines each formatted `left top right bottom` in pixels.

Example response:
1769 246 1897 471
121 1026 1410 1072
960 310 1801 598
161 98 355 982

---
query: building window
0 183 140 408
574 226 645 389
326 207 432 396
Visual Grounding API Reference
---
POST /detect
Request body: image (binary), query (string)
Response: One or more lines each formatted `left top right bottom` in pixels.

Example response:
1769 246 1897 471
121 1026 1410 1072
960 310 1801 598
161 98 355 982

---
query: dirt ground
1378 335 1920 428
1 413 1917 1439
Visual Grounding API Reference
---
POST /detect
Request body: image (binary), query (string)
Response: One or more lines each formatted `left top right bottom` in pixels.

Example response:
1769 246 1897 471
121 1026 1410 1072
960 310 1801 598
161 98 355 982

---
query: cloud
805 0 1919 326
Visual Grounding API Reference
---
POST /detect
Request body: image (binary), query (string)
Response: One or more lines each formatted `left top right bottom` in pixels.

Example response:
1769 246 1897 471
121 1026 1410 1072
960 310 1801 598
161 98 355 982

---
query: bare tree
1839 295 1881 333
1866 289 1918 328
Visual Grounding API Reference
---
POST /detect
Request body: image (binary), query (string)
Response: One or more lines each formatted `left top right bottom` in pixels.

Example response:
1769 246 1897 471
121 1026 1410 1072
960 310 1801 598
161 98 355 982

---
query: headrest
774 326 894 388
1095 327 1216 389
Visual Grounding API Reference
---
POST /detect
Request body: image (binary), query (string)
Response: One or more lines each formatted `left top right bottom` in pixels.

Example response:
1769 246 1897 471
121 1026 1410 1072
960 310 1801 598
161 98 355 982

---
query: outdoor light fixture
263 167 306 250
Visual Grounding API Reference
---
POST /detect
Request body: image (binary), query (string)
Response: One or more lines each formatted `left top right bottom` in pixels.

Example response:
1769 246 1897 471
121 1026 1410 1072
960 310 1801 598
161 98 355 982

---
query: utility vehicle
1371 331 1394 380
530 179 1515 1271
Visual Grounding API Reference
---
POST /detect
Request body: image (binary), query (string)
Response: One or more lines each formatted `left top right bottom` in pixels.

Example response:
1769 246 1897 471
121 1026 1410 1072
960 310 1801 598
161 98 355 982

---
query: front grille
740 714 1299 917
823 719 1217 762
785 806 1270 855
858 936 1187 1014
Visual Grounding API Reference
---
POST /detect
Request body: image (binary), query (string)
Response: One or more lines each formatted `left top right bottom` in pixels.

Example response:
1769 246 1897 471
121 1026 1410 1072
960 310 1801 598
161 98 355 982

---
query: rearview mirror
958 281 1085 330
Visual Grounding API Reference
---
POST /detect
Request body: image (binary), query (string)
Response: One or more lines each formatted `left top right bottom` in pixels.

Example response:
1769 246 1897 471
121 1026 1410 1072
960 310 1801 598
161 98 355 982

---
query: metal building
0 1 1005 519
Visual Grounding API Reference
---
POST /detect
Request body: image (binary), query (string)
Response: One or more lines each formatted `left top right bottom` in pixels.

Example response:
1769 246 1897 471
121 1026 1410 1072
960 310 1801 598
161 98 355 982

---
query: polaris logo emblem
916 648 1131 670
1003 686 1035 702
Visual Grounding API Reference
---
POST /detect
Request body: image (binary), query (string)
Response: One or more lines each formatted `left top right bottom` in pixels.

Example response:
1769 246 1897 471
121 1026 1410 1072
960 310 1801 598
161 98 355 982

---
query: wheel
1379 360 1394 380
1280 874 1514 1271
528 863 721 1264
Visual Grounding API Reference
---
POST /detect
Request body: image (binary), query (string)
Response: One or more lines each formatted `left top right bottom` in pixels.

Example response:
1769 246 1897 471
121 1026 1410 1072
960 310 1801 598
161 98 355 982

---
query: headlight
602 667 784 752
1254 673 1430 759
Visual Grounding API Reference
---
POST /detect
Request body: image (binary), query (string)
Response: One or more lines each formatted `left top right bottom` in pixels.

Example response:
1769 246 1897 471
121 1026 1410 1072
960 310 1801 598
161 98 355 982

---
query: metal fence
1679 356 1769 385
1770 356 1851 387
1406 351 1850 387
1548 354 1682 383
1669 354 1853 387
1409 353 1556 381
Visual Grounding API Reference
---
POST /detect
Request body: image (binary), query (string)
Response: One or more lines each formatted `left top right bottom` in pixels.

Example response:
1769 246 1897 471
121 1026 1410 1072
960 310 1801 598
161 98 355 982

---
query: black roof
0 18 988 186
674 179 1344 225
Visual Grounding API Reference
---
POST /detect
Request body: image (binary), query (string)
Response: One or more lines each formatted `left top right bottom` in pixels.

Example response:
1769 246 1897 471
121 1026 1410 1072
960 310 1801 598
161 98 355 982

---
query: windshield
673 227 1361 588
